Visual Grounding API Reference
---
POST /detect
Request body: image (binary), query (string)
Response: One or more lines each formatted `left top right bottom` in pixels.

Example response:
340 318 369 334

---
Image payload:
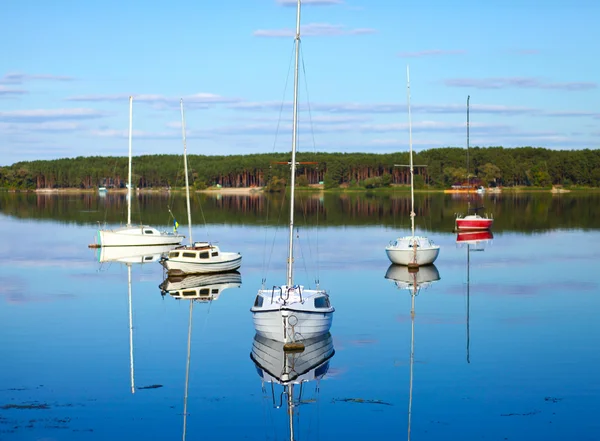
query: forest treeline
1 147 599 190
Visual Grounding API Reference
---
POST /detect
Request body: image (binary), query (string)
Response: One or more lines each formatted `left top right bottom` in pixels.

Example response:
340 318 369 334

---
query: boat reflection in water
96 244 178 394
456 229 493 363
159 271 242 301
385 264 440 440
164 271 242 441
250 332 335 441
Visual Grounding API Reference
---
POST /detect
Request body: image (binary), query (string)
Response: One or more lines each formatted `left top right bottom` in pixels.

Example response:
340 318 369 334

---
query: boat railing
271 286 283 302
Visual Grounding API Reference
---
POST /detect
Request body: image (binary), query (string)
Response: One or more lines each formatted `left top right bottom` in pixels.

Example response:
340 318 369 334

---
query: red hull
455 218 493 230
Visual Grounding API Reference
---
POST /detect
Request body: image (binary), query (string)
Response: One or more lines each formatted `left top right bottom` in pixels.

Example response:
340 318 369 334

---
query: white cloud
277 0 343 5
0 72 74 84
445 77 597 91
66 92 240 109
0 85 27 96
398 49 466 58
0 108 106 122
254 23 376 37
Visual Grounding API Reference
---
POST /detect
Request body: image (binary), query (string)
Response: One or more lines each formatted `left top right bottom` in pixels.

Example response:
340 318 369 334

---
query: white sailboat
250 0 334 346
385 67 440 267
385 263 440 441
159 99 242 276
250 332 335 441
97 96 185 247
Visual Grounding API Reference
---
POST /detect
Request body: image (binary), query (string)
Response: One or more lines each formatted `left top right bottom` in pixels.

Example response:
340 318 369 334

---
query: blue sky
1 0 598 166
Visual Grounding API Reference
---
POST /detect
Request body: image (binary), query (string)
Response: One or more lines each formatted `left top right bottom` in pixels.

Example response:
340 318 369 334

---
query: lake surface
1 191 599 441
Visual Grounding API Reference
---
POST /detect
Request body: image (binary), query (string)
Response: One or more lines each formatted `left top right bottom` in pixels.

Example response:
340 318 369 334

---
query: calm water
1 192 599 441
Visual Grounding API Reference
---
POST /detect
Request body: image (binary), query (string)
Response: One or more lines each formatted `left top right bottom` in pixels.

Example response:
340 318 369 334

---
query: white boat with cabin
159 99 241 276
250 0 334 345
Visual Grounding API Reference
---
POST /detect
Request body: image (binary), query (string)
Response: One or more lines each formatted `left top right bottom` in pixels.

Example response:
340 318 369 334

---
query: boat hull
252 309 333 343
161 252 242 276
385 247 440 266
455 218 493 231
385 236 440 266
98 227 184 247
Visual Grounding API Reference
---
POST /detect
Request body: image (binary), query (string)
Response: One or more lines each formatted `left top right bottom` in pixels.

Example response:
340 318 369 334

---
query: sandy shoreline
34 187 265 195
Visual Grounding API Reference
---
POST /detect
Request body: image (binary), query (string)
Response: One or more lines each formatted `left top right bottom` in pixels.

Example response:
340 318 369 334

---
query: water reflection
165 272 242 441
159 271 242 300
250 333 335 441
97 244 176 264
385 264 440 441
456 230 493 363
96 245 178 394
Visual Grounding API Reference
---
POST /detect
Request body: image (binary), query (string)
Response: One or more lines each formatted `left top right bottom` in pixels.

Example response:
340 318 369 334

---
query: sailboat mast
287 0 302 287
406 66 415 238
127 96 133 227
466 95 470 212
180 99 193 245
128 264 135 394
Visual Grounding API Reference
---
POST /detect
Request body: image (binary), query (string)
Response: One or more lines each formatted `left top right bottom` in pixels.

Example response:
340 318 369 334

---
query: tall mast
406 66 415 238
466 95 470 212
127 96 133 227
180 99 193 245
286 0 302 287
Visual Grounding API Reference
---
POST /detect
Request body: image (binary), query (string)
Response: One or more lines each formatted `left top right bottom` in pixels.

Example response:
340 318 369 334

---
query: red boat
455 214 493 231
456 230 494 244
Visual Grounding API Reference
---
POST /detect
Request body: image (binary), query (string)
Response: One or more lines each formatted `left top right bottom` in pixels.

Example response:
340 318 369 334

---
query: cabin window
254 295 264 307
314 296 330 308
144 256 153 261
199 288 210 296
211 289 219 294
169 252 179 258
182 290 195 297
183 252 196 258
199 252 210 259
211 252 219 257
144 230 154 234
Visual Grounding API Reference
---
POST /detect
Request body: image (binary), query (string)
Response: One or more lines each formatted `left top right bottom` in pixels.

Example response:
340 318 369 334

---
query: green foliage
265 176 286 192
1 147 599 190
296 175 309 187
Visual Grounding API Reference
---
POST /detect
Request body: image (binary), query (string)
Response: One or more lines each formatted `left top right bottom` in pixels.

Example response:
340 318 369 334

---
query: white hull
161 252 242 276
385 236 440 266
98 226 185 247
252 309 333 343
385 247 440 266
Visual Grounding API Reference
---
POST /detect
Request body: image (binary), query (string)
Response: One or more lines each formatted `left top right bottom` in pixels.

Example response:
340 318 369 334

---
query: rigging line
193 191 211 241
262 188 288 282
300 45 321 285
271 41 297 154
